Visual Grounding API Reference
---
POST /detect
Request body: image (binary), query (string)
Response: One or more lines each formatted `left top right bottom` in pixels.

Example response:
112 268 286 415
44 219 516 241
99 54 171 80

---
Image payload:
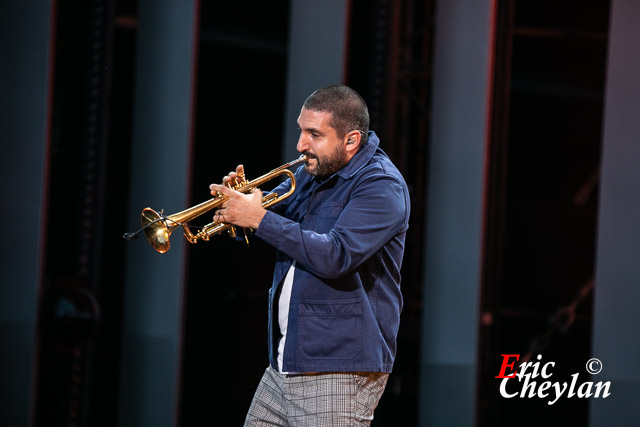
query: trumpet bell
141 208 172 254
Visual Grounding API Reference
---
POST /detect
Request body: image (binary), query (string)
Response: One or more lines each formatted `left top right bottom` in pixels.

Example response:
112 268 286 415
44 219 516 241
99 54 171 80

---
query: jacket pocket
298 298 362 360
308 202 345 233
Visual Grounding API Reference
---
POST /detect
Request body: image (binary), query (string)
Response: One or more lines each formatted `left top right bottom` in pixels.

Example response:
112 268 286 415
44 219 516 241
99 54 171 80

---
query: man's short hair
303 85 370 143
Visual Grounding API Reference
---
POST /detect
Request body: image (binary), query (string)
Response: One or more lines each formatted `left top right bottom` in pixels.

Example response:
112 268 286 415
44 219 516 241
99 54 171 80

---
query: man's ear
345 130 362 152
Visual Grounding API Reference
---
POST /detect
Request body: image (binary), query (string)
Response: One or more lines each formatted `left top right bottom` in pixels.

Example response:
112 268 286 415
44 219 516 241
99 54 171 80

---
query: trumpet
124 155 307 253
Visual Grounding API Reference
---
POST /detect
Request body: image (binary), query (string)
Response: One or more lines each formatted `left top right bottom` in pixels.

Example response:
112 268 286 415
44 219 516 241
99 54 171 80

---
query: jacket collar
334 131 379 180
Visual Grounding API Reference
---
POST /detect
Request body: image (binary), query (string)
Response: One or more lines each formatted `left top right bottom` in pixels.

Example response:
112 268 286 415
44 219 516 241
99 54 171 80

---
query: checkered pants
244 366 389 426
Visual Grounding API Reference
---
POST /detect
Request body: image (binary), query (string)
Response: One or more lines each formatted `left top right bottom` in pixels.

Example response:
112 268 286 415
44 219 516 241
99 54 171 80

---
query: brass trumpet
124 155 307 253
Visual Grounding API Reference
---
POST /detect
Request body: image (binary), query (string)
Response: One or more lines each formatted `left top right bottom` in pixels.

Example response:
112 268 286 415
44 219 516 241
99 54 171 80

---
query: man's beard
303 143 348 180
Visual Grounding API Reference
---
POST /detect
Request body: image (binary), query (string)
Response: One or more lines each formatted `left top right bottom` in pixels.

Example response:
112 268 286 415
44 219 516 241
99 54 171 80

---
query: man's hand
209 165 267 230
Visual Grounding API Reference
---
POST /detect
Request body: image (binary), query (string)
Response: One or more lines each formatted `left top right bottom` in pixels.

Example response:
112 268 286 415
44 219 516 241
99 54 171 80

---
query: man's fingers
210 165 246 194
212 209 226 224
210 183 234 197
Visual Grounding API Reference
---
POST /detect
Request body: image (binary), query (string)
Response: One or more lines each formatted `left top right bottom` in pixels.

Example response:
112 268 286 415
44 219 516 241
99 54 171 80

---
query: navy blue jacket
255 132 410 373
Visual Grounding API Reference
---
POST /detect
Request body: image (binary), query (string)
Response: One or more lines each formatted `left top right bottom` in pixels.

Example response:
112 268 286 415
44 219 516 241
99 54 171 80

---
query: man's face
296 107 348 179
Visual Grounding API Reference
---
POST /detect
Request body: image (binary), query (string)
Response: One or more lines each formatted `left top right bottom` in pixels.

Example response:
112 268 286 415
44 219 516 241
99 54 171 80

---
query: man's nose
296 134 309 153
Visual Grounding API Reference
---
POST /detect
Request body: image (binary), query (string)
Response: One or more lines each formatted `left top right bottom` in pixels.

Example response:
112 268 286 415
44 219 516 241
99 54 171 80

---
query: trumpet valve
237 170 247 185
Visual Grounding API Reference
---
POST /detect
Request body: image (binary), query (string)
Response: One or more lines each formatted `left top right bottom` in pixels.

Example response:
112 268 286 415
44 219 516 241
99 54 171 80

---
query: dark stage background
2 0 640 426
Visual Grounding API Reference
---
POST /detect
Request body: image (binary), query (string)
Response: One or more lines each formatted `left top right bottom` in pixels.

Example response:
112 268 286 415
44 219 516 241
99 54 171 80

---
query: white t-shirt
277 262 296 373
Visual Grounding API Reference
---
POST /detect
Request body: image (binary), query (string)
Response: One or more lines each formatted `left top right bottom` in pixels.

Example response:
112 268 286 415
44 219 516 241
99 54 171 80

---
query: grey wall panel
281 0 349 161
418 0 493 425
0 2 54 426
118 1 198 426
590 1 640 425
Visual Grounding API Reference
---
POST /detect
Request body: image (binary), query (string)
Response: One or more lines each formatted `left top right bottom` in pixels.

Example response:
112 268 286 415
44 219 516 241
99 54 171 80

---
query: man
209 85 410 426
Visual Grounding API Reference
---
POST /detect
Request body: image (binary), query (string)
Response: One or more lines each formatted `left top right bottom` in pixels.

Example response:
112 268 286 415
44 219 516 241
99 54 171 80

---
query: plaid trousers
244 366 389 426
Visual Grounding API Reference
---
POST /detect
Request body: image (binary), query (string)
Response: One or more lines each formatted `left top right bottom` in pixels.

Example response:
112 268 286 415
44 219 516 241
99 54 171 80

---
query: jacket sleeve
255 171 409 279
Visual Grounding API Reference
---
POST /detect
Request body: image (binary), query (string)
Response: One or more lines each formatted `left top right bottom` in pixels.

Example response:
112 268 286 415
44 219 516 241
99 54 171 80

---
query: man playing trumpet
209 85 410 426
